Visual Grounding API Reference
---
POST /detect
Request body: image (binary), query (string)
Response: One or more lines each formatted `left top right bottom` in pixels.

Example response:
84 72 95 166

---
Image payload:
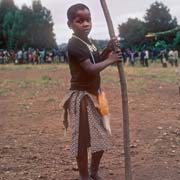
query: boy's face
68 9 92 37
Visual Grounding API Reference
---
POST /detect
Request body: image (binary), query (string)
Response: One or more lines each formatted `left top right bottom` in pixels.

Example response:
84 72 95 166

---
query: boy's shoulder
68 37 87 51
68 37 81 45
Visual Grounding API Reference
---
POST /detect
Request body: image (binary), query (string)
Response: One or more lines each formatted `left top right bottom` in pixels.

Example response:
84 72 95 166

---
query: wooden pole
99 0 132 180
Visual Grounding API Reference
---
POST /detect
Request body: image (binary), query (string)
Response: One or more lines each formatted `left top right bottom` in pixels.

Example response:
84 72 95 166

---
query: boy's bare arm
80 51 122 75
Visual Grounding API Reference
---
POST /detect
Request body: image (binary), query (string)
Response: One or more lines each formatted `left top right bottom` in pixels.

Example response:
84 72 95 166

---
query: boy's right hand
108 49 122 64
107 37 119 51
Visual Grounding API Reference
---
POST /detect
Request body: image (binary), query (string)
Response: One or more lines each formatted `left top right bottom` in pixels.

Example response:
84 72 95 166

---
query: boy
63 3 121 180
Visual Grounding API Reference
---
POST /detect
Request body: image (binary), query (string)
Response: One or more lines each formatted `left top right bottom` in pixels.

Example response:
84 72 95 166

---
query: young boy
63 3 121 180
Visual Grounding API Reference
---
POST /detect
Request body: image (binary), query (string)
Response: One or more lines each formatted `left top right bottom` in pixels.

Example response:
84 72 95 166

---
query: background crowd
0 48 68 65
0 46 179 68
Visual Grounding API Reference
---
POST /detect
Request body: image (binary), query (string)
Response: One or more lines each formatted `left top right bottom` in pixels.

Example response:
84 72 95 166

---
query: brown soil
0 64 180 180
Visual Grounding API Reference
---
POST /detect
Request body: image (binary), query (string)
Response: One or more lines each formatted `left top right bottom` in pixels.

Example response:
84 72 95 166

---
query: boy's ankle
90 172 103 180
79 175 91 180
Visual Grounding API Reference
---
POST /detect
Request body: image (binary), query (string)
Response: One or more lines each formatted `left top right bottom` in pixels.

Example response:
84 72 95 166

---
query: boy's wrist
107 56 114 64
106 47 113 52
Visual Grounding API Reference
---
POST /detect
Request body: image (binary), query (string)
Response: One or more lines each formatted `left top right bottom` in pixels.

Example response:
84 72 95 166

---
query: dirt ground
0 64 180 180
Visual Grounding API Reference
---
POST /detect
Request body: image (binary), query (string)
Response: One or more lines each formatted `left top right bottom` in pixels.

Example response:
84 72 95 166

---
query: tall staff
99 0 132 180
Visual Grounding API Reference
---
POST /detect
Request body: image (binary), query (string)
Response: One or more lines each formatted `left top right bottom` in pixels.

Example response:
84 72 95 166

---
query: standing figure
159 49 168 68
144 50 149 67
168 49 175 66
140 50 145 67
174 49 179 67
62 3 121 180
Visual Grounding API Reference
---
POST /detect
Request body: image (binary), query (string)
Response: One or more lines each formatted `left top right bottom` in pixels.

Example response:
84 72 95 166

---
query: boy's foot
90 174 104 180
79 176 91 180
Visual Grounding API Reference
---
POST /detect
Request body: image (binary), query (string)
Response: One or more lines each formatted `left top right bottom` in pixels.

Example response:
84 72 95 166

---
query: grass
133 79 146 94
47 98 56 103
0 63 179 92
37 75 52 87
100 64 179 95
17 79 33 88
0 89 8 96
0 63 68 71
126 66 179 84
0 64 69 89
0 75 57 89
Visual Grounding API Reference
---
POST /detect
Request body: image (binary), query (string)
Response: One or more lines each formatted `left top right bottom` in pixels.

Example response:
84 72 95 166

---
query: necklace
72 34 97 52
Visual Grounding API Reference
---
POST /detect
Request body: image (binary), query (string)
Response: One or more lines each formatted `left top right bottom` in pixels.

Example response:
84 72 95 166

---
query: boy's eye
76 18 91 24
77 20 83 23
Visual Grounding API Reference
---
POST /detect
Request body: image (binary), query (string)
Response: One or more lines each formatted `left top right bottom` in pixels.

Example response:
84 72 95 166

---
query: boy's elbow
80 60 98 75
85 67 97 75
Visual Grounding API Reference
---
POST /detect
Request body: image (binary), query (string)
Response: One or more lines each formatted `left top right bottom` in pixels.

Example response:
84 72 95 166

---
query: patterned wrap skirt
62 90 111 157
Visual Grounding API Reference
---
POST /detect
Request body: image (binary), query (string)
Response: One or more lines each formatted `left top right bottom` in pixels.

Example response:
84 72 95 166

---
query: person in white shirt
144 50 149 67
174 49 179 67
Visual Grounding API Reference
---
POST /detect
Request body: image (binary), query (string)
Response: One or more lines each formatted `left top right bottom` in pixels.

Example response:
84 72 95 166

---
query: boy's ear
67 21 72 29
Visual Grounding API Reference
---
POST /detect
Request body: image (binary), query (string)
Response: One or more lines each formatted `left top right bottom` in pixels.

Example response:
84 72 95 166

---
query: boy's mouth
83 29 91 33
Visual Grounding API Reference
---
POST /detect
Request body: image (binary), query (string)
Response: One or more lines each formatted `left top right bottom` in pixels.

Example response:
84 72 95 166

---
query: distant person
10 50 16 63
23 49 28 64
174 49 179 67
159 49 168 68
140 50 145 66
17 50 23 64
0 50 3 64
39 49 45 64
62 3 122 180
144 50 149 67
168 49 176 66
129 50 135 66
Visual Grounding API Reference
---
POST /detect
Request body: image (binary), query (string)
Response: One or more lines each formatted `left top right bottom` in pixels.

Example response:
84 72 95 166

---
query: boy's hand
108 48 122 64
107 37 119 50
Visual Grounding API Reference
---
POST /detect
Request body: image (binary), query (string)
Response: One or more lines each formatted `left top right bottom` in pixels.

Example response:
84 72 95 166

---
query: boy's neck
73 33 89 42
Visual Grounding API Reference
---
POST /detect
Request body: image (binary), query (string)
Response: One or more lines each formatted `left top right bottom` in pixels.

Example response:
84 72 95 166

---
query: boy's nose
83 21 90 27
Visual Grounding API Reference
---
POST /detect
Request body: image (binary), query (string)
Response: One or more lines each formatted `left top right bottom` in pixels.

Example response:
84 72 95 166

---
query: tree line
0 0 57 50
118 1 180 50
1 1 180 52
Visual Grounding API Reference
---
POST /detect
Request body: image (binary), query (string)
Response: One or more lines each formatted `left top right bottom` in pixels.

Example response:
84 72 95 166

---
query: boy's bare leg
90 151 104 180
77 96 90 180
76 148 90 180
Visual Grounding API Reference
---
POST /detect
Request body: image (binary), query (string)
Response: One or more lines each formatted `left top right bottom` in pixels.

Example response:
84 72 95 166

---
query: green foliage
155 40 167 49
0 0 17 13
2 10 26 49
0 0 17 48
118 1 179 48
144 1 178 44
144 1 177 33
0 0 57 50
118 18 147 47
173 32 180 49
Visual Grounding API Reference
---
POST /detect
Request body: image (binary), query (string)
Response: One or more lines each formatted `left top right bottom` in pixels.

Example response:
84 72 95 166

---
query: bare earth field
0 64 180 180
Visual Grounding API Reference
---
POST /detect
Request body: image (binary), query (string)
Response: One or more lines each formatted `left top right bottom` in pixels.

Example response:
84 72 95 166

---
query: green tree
20 4 34 48
2 10 16 49
29 0 57 49
173 32 180 49
144 1 177 33
118 18 147 47
0 0 17 17
0 0 17 48
0 0 57 49
3 7 29 49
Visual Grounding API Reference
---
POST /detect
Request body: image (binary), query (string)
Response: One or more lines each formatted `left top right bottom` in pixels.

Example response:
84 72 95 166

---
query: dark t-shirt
68 37 101 95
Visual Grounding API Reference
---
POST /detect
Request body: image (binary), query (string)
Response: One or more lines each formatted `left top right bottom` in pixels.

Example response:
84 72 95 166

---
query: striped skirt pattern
62 90 111 157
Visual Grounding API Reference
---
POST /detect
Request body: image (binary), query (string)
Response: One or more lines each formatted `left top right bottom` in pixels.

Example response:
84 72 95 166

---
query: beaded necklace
72 34 97 64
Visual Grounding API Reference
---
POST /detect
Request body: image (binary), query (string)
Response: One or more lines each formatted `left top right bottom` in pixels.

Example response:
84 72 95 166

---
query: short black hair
67 3 90 22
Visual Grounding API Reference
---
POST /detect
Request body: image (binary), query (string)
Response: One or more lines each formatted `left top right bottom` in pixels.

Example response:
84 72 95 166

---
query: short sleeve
68 38 90 63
